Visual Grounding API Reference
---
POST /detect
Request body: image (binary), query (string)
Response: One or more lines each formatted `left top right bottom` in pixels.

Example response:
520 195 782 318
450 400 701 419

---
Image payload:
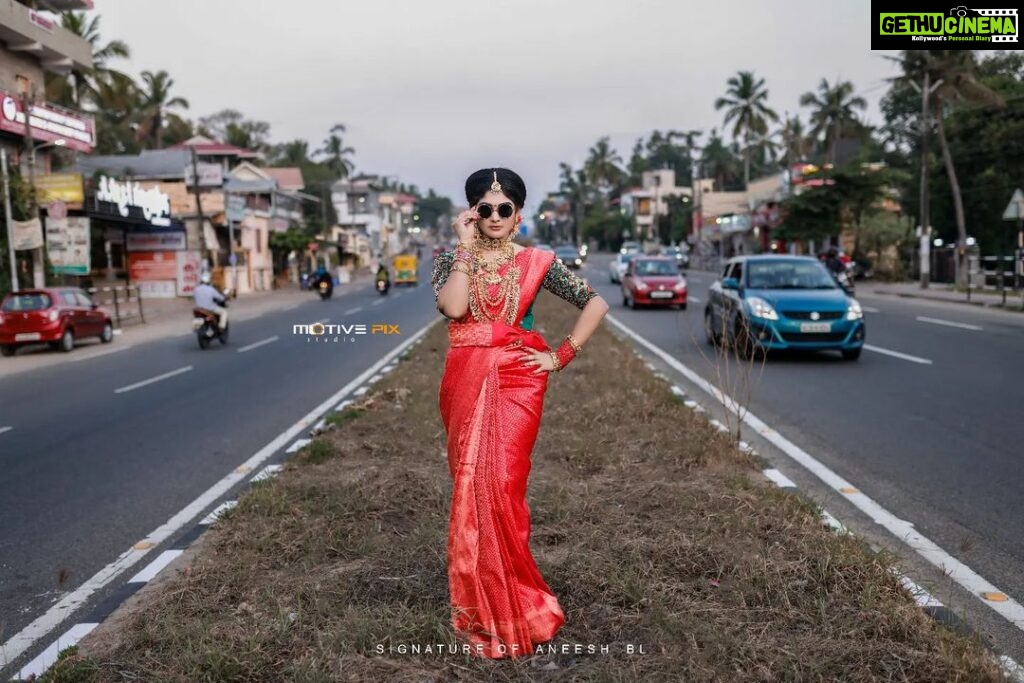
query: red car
0 287 114 356
621 256 688 310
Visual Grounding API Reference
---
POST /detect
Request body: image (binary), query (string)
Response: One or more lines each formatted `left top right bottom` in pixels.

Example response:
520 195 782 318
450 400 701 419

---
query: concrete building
619 169 693 248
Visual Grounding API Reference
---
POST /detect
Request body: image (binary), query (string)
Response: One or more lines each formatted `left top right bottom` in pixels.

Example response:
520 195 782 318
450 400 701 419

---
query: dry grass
44 294 1008 682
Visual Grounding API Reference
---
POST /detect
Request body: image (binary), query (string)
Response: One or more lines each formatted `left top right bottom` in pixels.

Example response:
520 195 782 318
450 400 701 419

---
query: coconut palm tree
799 78 867 165
319 124 356 180
47 12 130 109
138 70 190 149
584 136 624 191
714 70 779 190
776 114 810 167
890 50 1005 285
699 129 741 192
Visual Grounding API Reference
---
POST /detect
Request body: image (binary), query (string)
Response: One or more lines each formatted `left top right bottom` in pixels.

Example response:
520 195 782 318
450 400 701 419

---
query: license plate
650 291 673 299
799 322 832 333
14 332 41 341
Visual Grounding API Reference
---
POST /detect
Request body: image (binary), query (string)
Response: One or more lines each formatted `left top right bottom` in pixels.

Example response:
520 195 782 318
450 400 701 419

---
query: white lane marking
708 419 729 434
252 464 283 483
127 550 183 584
354 386 369 397
670 386 686 397
688 296 701 304
820 510 848 534
70 344 133 362
0 317 440 668
199 501 238 526
15 623 98 680
112 328 123 335
316 318 330 325
899 574 945 609
863 344 933 365
282 302 302 311
917 315 983 331
0 426 11 436
334 400 353 412
114 366 193 394
371 299 385 306
344 307 362 315
605 313 1024 633
237 336 279 353
1000 655 1024 683
286 438 311 454
367 374 383 384
763 468 797 488
380 364 397 374
862 306 881 314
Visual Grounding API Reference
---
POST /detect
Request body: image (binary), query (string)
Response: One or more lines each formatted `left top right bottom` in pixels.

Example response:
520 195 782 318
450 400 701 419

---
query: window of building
16 75 30 95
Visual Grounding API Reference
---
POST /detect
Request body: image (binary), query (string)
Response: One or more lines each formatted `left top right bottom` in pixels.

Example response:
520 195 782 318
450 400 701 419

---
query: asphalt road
0 261 439 673
588 252 1024 659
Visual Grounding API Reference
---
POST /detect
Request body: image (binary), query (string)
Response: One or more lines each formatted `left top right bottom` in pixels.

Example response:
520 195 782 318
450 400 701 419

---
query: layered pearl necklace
467 235 520 324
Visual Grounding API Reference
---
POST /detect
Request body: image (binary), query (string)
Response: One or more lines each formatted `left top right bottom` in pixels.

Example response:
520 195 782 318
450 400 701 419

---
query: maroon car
0 288 114 356
621 256 688 310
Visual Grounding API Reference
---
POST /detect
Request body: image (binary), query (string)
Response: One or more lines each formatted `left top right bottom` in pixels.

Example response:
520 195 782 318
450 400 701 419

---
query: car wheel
733 318 755 360
622 292 629 307
680 303 687 311
1 344 15 357
627 294 636 310
842 348 862 361
704 309 718 346
58 328 74 353
100 322 114 343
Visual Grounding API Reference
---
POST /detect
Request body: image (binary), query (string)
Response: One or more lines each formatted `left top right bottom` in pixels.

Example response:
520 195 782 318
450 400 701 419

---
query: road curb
872 288 1024 312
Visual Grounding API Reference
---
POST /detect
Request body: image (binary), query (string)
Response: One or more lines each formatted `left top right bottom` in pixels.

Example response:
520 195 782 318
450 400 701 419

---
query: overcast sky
95 0 900 216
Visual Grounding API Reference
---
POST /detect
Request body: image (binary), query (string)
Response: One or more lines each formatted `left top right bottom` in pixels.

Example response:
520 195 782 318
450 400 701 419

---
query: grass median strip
46 294 1008 682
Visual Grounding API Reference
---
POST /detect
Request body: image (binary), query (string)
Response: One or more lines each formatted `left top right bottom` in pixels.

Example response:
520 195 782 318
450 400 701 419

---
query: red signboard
0 90 95 153
128 252 178 281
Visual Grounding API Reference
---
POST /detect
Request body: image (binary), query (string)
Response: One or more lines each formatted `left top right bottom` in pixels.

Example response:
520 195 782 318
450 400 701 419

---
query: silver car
609 252 637 283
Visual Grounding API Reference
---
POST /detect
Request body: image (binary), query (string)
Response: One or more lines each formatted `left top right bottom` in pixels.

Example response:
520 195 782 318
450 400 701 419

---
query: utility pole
909 73 943 289
2 148 17 292
190 146 210 272
22 87 45 288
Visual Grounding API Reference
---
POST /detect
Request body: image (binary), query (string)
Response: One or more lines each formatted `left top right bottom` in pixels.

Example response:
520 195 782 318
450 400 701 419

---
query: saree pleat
439 249 564 659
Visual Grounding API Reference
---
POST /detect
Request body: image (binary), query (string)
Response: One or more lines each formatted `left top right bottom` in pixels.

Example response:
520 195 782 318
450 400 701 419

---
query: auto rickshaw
393 253 418 286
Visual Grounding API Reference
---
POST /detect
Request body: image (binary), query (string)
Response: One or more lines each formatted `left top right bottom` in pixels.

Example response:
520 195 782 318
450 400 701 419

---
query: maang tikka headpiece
489 170 502 194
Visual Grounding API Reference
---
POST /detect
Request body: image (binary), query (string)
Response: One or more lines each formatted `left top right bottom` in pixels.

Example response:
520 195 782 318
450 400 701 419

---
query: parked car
534 243 555 253
0 288 114 356
578 244 589 262
554 245 583 269
659 245 690 270
621 256 687 309
704 255 865 361
609 252 637 283
620 240 641 255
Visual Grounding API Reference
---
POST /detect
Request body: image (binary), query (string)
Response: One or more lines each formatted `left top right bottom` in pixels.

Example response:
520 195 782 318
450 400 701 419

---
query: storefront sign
176 251 202 296
126 231 186 252
36 173 85 205
45 216 91 275
184 162 224 188
95 175 172 226
13 218 43 250
128 251 177 282
0 90 96 153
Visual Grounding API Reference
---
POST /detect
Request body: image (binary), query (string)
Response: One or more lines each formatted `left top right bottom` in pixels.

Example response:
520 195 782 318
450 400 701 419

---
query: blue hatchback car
704 255 866 360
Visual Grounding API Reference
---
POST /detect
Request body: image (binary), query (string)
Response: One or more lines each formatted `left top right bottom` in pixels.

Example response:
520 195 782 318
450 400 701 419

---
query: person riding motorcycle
193 272 228 332
376 263 391 289
823 247 846 276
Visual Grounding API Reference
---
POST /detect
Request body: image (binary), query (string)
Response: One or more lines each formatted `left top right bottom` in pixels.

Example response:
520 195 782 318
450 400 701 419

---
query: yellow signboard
35 173 85 205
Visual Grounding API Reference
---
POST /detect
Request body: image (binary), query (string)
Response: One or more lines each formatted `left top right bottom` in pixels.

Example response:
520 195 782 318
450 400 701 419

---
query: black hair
465 168 526 208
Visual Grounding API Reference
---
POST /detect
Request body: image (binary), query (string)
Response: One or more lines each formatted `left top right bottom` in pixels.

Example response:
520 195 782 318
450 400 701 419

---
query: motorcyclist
823 247 846 276
376 262 391 289
193 272 228 332
313 263 333 294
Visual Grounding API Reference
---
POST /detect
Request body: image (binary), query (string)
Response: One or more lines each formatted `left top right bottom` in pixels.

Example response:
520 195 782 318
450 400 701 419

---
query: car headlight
746 297 779 320
674 280 687 291
847 298 864 320
48 309 59 322
574 258 581 265
635 281 649 291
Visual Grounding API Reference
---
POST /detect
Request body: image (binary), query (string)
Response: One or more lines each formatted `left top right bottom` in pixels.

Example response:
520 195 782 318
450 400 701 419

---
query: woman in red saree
432 168 609 659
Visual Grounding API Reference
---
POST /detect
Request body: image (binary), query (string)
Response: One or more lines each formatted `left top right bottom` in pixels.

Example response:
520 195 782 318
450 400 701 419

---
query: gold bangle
451 264 471 276
566 334 582 354
549 351 562 372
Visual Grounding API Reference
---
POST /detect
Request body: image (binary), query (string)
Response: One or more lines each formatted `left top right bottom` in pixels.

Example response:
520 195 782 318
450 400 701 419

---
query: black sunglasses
476 202 515 219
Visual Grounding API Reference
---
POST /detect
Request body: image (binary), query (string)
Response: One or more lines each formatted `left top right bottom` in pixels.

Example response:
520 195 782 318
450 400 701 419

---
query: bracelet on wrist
566 334 583 354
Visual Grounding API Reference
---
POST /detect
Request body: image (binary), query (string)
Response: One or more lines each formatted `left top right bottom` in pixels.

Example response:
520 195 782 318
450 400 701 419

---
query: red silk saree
438 247 565 659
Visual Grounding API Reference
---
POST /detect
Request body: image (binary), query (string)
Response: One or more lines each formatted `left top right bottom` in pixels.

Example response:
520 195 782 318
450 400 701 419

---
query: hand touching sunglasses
476 202 515 219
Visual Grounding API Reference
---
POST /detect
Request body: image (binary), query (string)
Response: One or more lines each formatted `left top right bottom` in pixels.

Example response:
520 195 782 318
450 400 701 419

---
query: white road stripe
1000 655 1024 683
862 306 880 314
863 344 933 365
286 438 311 454
0 318 441 669
605 313 1024 633
70 344 133 362
127 550 183 584
199 500 238 526
670 386 686 397
316 318 330 325
917 315 983 331
334 400 353 412
899 574 945 609
367 374 383 384
114 366 193 394
371 299 385 306
15 623 98 680
688 296 701 303
763 468 797 488
237 336 279 353
0 426 11 436
353 386 369 397
344 307 362 315
251 464 283 483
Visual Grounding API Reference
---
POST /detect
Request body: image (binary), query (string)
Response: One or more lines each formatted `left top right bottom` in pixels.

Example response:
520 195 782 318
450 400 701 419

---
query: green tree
318 124 356 180
799 78 868 165
198 109 272 152
584 136 624 190
714 70 779 190
138 70 190 149
699 129 741 191
46 11 130 109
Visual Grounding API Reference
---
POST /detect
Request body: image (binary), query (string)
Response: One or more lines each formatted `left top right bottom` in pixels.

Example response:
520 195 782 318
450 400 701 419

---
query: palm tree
558 162 589 245
714 70 779 190
319 124 356 179
799 78 867 166
890 50 1004 285
668 129 702 185
138 70 189 149
92 71 143 154
776 114 810 167
272 139 312 167
47 12 130 108
584 136 624 191
699 129 741 192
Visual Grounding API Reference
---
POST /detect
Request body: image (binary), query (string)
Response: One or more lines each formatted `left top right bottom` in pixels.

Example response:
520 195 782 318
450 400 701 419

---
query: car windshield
2 293 52 312
746 261 837 289
635 260 677 276
619 253 637 264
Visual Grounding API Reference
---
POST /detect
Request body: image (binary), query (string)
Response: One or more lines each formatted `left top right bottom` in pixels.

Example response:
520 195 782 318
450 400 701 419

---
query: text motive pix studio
88 175 195 299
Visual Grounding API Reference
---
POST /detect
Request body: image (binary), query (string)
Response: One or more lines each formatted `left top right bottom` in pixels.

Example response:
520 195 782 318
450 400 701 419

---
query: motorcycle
316 276 333 300
833 269 856 296
193 297 229 350
376 278 391 296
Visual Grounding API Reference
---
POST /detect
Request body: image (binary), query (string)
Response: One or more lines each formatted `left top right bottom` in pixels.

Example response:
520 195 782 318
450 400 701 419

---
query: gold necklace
467 241 520 324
